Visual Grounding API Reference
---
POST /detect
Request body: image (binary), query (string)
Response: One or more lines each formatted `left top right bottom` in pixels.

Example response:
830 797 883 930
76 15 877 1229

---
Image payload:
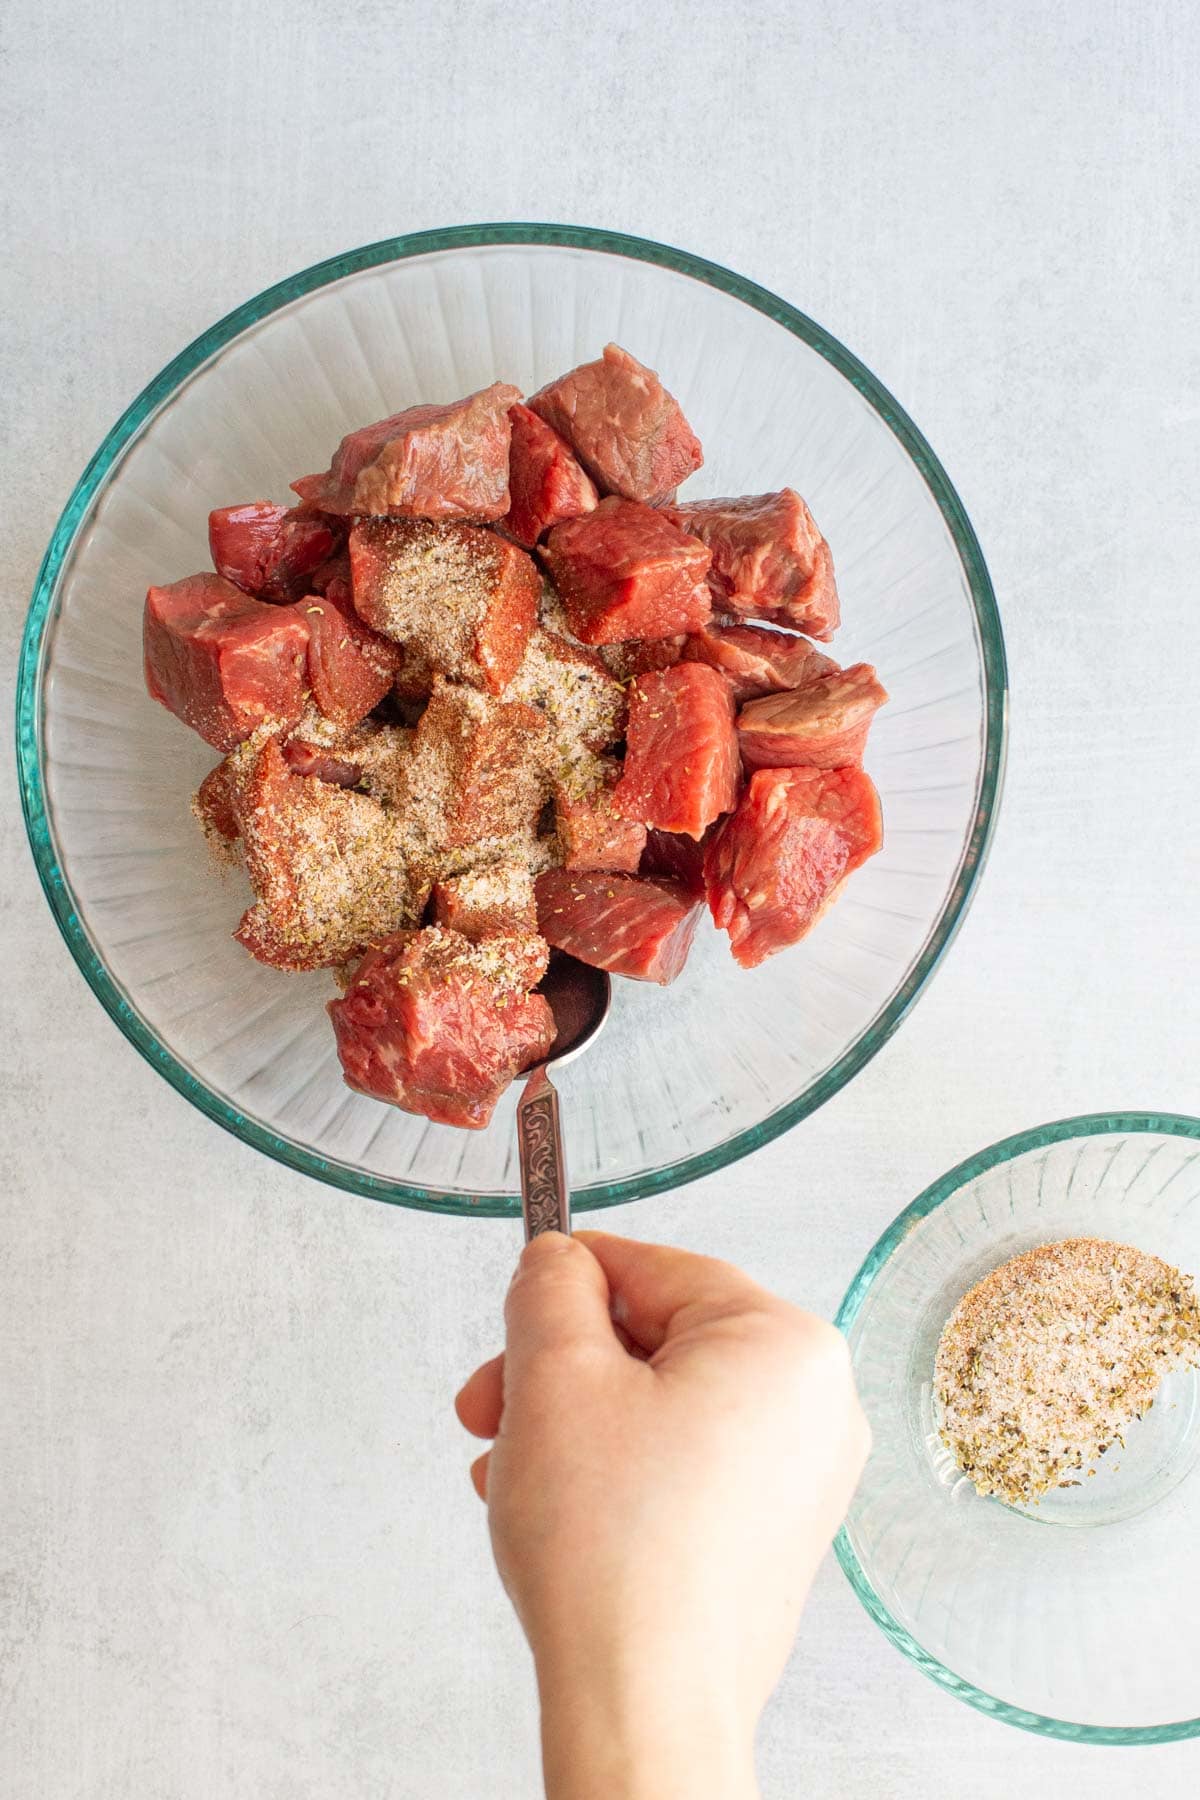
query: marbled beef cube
704 765 882 968
664 489 840 639
502 403 598 546
292 382 521 519
350 517 538 695
328 927 555 1128
541 498 712 645
529 344 702 503
144 573 310 751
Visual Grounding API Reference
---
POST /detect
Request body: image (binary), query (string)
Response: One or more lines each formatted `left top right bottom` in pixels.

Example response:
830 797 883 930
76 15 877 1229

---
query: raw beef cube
613 664 739 839
432 861 538 938
529 344 703 503
737 663 888 772
664 490 840 639
144 573 310 751
704 766 882 969
235 737 423 971
301 588 404 728
400 678 549 853
536 869 701 985
350 517 538 695
502 403 598 546
328 927 555 1128
507 627 627 756
638 827 711 900
541 498 712 645
680 620 836 703
193 759 242 845
291 382 521 519
554 757 647 872
208 502 338 603
598 635 687 682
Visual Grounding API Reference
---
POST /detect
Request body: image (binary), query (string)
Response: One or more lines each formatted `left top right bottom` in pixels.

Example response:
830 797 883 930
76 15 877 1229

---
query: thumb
503 1232 617 1386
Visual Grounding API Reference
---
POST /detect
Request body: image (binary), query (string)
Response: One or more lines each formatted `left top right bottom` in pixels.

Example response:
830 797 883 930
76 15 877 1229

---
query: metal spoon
516 951 611 1241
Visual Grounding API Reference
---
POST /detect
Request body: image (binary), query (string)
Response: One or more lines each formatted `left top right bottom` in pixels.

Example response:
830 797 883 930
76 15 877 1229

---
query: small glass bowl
836 1112 1200 1742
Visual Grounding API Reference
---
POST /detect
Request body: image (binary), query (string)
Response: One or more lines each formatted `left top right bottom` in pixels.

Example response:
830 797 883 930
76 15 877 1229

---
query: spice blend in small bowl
934 1237 1200 1507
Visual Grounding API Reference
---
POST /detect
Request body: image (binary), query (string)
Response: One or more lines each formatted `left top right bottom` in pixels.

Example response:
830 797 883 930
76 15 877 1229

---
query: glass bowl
836 1112 1200 1742
16 225 1005 1215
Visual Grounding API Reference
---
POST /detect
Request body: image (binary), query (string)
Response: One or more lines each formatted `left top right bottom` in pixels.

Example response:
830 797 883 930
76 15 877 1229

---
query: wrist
536 1648 758 1800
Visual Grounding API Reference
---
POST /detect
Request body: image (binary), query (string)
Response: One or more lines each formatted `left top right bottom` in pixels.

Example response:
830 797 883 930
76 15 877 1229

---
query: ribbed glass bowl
837 1113 1200 1742
17 225 1004 1214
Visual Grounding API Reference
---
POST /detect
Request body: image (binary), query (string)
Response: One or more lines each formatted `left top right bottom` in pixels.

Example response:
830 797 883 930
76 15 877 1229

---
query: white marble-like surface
3 2 1199 1793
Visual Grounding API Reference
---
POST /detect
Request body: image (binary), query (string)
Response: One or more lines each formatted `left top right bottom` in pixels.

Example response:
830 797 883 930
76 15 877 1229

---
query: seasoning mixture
935 1237 1200 1506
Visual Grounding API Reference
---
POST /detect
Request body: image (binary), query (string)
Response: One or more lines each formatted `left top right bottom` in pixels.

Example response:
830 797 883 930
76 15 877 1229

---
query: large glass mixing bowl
17 226 1005 1213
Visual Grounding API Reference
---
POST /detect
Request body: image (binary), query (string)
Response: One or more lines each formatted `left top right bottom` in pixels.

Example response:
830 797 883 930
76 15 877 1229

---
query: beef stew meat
613 664 740 840
679 620 837 703
292 382 521 519
536 869 702 986
144 345 885 1127
145 574 311 751
329 928 555 1129
704 766 883 969
540 498 713 645
502 402 599 547
208 502 339 604
529 343 703 502
737 663 889 773
664 489 841 639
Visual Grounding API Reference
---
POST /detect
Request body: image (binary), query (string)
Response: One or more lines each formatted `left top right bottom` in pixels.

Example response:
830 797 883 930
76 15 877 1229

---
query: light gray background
3 2 1199 1794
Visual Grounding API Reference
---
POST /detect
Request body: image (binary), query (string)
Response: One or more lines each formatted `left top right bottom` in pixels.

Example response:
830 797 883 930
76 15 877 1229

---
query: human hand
455 1232 870 1800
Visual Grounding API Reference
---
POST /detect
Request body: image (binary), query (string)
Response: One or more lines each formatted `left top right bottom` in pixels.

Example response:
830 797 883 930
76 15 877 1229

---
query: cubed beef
432 861 538 939
737 663 888 772
328 927 555 1128
194 728 366 847
529 344 703 502
399 677 549 853
663 490 840 639
613 664 739 839
507 627 627 756
704 766 882 968
554 757 647 872
298 585 403 728
234 737 423 971
291 382 521 519
193 759 242 844
208 502 338 603
144 573 310 751
541 498 712 645
535 869 701 985
680 620 837 702
598 635 687 682
350 517 538 695
502 403 598 546
638 827 711 900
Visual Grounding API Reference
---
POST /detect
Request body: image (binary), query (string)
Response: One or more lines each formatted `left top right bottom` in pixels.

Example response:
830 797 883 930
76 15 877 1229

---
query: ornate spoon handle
517 1065 570 1240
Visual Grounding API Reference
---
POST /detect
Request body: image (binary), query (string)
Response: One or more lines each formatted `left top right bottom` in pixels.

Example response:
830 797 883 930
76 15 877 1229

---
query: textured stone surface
4 1 1200 1793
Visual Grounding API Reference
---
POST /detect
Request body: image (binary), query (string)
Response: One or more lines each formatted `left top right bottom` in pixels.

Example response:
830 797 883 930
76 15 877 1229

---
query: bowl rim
834 1108 1200 1744
15 222 1007 1216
